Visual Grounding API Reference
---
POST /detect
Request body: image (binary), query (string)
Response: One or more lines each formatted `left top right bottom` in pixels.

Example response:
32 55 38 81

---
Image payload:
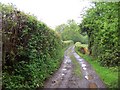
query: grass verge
75 47 119 88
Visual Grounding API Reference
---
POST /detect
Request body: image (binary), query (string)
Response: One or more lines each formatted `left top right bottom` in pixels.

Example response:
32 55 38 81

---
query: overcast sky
0 0 93 29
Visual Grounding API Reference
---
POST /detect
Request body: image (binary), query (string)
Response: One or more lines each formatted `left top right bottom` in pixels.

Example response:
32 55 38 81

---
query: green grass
70 55 82 79
66 47 82 79
74 43 119 89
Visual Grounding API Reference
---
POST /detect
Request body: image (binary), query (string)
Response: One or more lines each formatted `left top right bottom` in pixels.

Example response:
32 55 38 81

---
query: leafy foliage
80 2 120 66
1 3 63 89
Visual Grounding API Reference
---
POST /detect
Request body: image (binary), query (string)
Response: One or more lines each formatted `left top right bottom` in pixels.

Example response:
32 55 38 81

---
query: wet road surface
44 46 106 89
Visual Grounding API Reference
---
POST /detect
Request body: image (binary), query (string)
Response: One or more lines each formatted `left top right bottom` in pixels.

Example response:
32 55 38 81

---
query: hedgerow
1 3 63 89
80 2 120 66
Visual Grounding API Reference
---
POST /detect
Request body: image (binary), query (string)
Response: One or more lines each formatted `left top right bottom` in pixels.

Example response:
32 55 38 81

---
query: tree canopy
55 20 88 44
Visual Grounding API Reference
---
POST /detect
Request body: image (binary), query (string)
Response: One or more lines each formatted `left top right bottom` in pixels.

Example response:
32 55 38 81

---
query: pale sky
0 0 93 29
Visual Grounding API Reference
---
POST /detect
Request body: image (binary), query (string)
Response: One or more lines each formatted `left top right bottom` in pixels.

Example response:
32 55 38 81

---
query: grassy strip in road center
70 55 82 79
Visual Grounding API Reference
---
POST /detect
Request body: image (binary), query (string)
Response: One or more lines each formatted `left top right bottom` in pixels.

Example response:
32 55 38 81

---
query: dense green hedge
80 2 120 66
1 3 63 89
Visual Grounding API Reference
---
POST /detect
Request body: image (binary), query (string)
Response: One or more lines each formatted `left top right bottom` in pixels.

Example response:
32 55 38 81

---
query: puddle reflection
83 67 87 70
81 64 86 67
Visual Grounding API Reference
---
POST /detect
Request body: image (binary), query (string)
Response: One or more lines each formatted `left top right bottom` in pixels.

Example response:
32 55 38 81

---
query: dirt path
43 46 106 89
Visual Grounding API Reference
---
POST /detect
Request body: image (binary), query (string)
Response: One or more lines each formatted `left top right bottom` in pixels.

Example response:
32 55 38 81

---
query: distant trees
80 2 119 66
55 20 88 44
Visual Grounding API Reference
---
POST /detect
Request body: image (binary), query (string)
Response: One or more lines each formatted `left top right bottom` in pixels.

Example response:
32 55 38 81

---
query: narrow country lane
44 46 106 89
